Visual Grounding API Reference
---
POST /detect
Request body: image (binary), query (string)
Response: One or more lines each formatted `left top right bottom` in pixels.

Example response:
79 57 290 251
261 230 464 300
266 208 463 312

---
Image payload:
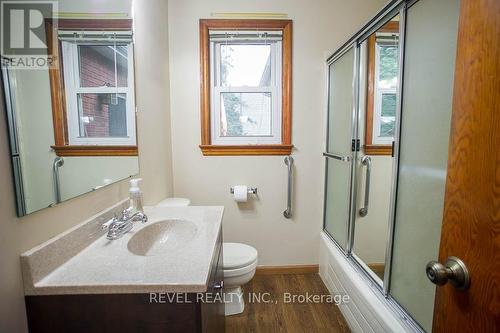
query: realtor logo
1 1 57 68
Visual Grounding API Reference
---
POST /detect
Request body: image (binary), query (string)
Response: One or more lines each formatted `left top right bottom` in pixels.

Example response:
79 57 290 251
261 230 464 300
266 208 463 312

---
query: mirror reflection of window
59 32 135 146
351 15 401 285
364 18 399 155
373 31 398 144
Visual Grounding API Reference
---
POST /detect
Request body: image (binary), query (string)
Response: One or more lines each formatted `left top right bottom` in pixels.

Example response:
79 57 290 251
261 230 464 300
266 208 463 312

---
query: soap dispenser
129 178 144 213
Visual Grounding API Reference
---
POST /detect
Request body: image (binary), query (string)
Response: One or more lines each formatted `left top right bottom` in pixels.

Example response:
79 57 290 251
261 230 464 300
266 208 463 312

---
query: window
61 41 135 146
46 19 137 156
212 39 281 145
199 20 292 156
365 21 399 155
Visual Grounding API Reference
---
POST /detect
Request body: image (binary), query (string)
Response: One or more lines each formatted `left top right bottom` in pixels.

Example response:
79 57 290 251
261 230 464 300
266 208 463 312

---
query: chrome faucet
103 209 148 240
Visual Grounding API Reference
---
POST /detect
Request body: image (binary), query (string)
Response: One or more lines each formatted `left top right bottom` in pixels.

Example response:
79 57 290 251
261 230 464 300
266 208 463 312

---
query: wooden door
433 0 500 331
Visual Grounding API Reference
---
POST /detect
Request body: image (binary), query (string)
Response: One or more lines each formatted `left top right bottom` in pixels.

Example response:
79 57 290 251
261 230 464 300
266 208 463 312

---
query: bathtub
319 232 422 332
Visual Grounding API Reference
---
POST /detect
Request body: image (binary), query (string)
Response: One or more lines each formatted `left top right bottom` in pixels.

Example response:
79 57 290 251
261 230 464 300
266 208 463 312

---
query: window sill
364 144 392 156
199 144 293 156
51 145 138 157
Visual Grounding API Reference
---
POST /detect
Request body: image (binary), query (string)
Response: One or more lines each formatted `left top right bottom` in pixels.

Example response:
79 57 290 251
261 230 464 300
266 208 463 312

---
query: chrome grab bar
53 157 64 204
323 152 351 162
359 156 371 217
283 156 293 218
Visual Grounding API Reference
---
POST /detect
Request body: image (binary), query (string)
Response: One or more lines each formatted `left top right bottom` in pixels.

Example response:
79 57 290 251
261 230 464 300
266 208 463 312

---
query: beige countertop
21 204 224 295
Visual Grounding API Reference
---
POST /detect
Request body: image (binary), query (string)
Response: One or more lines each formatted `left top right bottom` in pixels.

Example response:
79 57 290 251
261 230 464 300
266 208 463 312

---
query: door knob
426 256 470 290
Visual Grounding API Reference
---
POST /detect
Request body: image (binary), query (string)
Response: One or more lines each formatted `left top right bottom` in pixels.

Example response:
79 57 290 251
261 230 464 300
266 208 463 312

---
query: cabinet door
202 230 224 333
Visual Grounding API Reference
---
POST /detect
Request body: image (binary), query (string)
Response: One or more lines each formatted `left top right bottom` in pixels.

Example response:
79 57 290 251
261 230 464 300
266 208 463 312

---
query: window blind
209 30 282 42
58 30 133 43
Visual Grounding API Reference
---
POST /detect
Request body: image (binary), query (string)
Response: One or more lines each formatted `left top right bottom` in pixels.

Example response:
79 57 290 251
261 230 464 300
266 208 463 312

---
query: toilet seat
223 243 258 270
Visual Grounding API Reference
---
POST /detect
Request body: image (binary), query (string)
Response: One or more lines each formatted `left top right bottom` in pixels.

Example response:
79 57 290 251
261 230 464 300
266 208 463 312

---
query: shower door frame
323 41 359 256
323 0 405 290
322 0 425 331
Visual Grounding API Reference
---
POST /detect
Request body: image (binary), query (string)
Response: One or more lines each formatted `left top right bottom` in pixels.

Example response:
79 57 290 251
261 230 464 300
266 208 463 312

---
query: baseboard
255 264 319 275
367 263 385 274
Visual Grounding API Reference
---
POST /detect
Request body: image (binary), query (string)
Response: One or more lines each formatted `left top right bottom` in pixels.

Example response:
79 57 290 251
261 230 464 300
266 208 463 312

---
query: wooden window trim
199 19 293 156
45 18 137 157
364 20 398 156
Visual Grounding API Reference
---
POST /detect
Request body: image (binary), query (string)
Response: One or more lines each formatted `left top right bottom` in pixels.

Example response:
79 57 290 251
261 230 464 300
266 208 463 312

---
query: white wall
134 0 174 205
58 0 132 17
0 0 172 331
168 0 386 265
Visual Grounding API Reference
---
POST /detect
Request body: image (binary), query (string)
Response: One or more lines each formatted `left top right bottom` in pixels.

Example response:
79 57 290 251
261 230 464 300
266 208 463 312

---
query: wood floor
225 274 350 333
368 263 385 281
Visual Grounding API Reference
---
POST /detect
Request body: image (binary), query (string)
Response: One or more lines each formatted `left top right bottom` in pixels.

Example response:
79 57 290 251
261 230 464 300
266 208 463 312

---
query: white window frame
373 90 397 144
61 41 136 146
372 41 397 145
209 33 282 145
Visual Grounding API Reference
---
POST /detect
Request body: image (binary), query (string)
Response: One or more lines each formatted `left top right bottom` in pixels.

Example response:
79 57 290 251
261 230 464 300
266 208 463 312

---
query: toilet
223 242 258 316
156 198 258 315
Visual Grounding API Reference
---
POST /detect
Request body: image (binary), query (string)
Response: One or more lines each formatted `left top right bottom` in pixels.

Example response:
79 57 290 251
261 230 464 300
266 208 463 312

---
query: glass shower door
323 46 356 251
352 13 401 285
389 0 461 331
322 0 463 330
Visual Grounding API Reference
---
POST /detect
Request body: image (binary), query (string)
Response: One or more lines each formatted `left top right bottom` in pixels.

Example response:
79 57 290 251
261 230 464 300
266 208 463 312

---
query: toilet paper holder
230 187 257 195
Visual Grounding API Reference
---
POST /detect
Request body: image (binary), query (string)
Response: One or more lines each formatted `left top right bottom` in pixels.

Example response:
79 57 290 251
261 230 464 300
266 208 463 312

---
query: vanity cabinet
25 230 224 333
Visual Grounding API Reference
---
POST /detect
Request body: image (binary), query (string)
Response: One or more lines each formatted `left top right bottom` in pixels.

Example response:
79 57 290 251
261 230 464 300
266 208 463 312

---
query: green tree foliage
379 46 398 81
220 47 243 136
378 44 398 138
223 93 244 135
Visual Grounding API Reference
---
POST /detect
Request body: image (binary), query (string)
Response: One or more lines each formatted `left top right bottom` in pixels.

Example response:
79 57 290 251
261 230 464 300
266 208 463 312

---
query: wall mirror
1 0 137 216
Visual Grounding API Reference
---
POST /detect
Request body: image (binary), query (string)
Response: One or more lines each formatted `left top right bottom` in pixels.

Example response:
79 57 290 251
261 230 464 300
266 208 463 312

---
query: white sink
127 219 198 256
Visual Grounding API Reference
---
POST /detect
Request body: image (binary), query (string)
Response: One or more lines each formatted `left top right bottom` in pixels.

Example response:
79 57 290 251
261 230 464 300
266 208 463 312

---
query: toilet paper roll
233 185 248 202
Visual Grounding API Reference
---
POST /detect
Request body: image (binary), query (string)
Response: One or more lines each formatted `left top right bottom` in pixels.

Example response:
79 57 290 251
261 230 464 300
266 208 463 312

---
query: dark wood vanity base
26 292 223 333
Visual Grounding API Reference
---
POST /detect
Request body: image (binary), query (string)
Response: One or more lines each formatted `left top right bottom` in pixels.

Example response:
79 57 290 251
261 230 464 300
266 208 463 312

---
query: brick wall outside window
78 46 127 137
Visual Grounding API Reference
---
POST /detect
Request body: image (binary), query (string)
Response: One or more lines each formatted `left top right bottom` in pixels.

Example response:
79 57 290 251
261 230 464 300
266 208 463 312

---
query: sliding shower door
389 0 461 331
323 0 462 330
352 12 401 284
323 46 356 251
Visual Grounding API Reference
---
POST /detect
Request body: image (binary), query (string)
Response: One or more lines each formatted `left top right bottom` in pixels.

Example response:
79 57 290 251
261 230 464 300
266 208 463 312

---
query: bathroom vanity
21 203 225 333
